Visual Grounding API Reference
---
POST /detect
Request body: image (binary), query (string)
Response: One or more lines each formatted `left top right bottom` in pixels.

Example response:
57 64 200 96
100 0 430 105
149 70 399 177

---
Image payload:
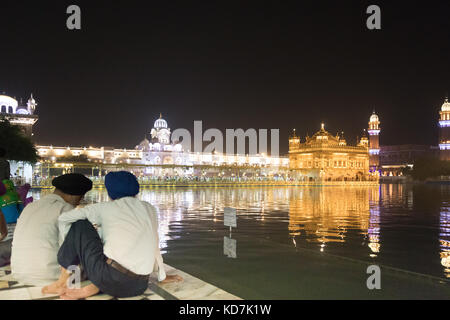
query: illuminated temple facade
0 94 38 138
368 112 380 171
289 124 372 181
35 114 289 176
439 97 450 160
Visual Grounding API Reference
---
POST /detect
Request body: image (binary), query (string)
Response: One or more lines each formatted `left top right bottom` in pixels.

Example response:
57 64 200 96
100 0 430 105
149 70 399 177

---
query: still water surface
33 184 450 299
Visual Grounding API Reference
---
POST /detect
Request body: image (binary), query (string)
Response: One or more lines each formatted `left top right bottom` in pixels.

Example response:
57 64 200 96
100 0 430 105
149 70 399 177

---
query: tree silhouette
0 118 38 163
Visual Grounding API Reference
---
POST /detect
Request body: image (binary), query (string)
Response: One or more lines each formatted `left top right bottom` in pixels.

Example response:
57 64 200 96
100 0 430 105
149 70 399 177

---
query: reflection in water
288 188 372 248
368 187 381 257
31 184 450 278
224 236 237 258
440 209 450 277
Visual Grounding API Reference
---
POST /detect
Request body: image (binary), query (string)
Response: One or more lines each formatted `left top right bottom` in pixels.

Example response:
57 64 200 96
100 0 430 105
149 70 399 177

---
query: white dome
442 98 450 112
370 113 379 122
154 115 168 129
16 108 30 115
0 95 18 108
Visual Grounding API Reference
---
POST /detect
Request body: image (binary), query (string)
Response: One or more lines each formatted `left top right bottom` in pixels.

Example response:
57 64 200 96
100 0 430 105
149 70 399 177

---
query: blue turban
105 171 140 200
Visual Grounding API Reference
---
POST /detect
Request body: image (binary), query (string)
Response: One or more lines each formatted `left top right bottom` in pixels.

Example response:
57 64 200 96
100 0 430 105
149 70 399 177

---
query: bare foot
42 281 67 295
160 274 183 284
60 284 100 300
42 267 71 295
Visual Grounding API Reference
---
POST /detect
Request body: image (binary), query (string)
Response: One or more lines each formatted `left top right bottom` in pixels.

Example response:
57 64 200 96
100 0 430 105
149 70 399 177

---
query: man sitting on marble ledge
43 171 182 300
10 173 93 285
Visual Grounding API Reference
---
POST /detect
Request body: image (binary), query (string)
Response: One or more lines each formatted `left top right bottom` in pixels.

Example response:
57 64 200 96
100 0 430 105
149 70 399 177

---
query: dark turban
52 174 93 196
105 171 140 200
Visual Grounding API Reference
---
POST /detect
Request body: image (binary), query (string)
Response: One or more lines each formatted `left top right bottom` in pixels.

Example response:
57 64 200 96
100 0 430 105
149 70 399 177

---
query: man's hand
160 274 183 284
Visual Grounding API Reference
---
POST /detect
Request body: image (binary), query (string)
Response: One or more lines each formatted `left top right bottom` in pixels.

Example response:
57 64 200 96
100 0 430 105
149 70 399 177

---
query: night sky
0 0 449 154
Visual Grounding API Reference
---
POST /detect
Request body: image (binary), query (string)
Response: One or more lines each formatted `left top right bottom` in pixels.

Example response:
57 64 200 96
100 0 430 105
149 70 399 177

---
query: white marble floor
0 264 241 301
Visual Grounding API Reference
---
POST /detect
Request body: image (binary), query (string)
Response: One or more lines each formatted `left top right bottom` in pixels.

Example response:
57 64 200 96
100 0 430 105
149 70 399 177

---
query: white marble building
135 114 186 166
35 114 289 177
0 94 38 137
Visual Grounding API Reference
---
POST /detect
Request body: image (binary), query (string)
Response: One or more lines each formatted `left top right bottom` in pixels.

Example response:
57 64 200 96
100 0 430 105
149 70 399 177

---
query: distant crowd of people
0 147 182 299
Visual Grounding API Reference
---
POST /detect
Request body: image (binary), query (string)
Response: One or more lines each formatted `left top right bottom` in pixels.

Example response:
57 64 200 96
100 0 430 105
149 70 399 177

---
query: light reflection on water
32 184 450 279
441 210 450 275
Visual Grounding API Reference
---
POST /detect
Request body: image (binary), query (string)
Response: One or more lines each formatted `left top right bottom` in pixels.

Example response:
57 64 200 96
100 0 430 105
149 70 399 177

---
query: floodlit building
0 93 39 184
368 109 439 177
0 94 38 138
379 144 438 177
135 114 188 169
439 97 450 160
368 112 380 172
289 124 372 181
35 114 289 179
10 90 449 182
372 101 444 176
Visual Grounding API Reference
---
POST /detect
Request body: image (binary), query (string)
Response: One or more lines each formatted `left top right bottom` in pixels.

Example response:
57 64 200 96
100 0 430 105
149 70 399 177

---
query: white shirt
59 197 166 281
11 194 74 286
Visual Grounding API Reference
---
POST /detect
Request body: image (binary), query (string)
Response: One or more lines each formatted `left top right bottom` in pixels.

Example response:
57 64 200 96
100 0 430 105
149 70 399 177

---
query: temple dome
370 113 379 122
306 124 340 146
0 95 18 108
154 114 168 129
441 98 450 112
16 108 30 115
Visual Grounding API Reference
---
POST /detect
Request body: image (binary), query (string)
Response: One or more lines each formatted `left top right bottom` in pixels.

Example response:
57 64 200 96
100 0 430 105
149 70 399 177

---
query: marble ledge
0 264 241 301
150 264 241 300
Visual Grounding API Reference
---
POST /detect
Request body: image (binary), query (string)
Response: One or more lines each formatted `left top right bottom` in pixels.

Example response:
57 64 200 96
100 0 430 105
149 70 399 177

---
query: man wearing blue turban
43 171 182 299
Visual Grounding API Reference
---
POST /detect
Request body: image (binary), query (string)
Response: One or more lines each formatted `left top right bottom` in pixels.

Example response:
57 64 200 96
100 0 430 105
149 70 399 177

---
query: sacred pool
31 184 450 299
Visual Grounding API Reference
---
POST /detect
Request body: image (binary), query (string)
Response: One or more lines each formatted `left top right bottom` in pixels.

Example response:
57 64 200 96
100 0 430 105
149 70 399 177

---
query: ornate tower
439 97 450 160
289 129 300 149
368 112 380 171
288 129 300 170
359 130 369 148
27 94 37 114
150 113 171 145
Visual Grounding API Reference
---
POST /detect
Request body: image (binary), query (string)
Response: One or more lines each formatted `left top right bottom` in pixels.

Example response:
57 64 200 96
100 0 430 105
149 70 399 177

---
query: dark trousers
0 239 12 267
57 220 149 298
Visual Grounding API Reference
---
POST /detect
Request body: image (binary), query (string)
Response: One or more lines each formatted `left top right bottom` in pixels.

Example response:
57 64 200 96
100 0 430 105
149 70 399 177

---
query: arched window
8 106 13 113
1 106 6 113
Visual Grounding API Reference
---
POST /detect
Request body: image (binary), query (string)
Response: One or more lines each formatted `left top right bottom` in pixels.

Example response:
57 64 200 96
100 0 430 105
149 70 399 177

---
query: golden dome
307 124 340 146
370 113 379 122
441 98 450 112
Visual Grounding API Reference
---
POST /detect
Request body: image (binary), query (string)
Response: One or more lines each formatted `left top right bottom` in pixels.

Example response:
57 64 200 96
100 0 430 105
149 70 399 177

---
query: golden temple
289 124 375 182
